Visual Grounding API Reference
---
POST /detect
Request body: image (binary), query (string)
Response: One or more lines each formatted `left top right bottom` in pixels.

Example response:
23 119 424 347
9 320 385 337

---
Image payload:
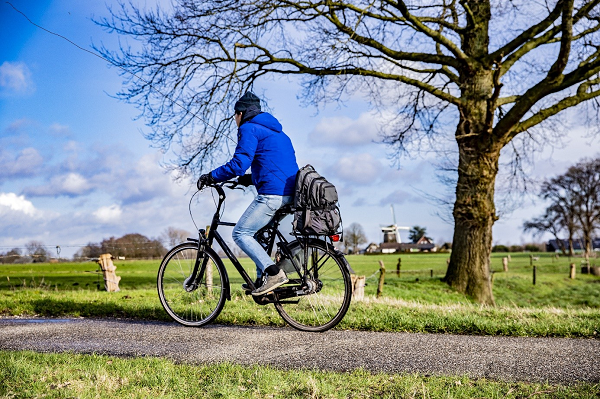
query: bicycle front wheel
157 243 227 327
275 239 352 332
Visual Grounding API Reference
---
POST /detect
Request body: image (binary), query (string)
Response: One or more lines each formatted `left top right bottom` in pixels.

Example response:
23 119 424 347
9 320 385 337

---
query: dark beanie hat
234 92 261 113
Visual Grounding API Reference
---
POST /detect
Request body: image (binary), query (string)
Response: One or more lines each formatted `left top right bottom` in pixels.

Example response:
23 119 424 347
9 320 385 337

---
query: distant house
379 235 437 253
547 238 600 253
363 243 380 254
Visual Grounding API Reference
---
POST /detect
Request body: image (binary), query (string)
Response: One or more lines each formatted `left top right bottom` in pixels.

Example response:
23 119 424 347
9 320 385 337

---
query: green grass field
1 252 599 337
1 351 598 399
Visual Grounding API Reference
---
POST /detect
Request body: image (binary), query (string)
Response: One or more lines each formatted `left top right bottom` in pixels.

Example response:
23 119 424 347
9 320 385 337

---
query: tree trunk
443 0 497 304
445 143 499 305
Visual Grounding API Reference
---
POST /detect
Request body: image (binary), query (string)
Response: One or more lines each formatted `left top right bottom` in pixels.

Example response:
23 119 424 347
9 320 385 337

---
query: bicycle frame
184 183 305 302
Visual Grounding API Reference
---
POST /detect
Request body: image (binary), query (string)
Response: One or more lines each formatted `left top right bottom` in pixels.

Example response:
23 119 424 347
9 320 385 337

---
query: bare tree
540 176 582 256
564 158 600 258
345 222 368 254
523 205 569 255
25 241 49 263
0 248 22 264
101 234 167 258
74 242 104 260
97 1 600 304
161 227 192 247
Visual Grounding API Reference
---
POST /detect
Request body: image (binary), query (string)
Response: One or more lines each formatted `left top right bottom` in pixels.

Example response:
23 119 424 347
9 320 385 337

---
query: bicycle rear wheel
274 239 352 332
157 243 227 327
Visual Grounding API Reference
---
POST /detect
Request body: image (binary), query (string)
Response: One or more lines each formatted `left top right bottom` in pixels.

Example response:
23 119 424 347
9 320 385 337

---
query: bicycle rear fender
290 238 356 275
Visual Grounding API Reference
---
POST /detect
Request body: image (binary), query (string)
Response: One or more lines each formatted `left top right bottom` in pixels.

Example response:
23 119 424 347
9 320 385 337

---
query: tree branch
547 0 574 80
393 0 470 65
486 0 565 65
511 77 600 137
323 4 462 69
233 42 461 105
499 0 600 76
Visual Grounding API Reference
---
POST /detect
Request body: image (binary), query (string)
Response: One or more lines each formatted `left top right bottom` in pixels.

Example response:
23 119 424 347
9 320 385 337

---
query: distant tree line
74 233 167 260
523 157 600 258
492 244 545 253
0 241 50 264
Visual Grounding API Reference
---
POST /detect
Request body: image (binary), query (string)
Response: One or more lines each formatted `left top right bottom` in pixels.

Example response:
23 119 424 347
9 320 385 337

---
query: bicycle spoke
275 239 351 332
158 244 226 327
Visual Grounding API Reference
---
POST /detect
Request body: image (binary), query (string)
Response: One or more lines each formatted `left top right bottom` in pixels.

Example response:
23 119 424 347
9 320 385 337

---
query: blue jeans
232 194 293 278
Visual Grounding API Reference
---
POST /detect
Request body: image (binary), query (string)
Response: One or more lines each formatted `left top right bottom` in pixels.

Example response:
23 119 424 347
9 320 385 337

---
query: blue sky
1 0 599 258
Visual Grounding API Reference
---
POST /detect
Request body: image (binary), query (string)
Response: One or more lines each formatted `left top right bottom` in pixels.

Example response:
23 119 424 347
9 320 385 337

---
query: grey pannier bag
292 164 342 236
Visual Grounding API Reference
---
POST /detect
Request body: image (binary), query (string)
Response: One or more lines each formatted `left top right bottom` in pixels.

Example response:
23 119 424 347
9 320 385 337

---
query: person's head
234 92 261 126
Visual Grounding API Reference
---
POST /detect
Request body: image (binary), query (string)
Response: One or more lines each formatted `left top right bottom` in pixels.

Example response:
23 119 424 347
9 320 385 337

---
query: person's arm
211 127 258 182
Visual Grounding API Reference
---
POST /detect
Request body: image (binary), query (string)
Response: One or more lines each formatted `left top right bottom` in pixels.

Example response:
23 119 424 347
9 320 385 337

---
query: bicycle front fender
182 242 231 301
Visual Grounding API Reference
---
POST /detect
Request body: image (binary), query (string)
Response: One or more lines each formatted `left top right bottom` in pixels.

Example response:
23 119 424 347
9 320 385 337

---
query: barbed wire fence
0 240 177 262
0 237 243 262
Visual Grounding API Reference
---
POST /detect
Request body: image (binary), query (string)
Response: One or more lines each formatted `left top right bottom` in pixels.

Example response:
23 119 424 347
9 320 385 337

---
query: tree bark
445 142 499 305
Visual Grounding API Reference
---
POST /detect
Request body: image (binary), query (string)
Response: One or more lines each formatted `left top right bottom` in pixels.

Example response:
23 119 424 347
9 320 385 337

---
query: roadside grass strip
1 351 598 399
1 288 598 337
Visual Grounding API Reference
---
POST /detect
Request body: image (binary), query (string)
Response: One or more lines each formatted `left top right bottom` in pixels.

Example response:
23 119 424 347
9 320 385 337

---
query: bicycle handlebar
197 179 244 192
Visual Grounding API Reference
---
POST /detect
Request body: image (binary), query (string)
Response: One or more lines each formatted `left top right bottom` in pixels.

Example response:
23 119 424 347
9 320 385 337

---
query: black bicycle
157 180 353 332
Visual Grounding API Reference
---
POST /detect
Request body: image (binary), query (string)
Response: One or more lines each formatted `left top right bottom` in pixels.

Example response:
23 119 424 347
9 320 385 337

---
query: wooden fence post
502 257 508 272
96 254 121 292
353 275 365 301
396 258 401 276
377 260 385 298
529 254 533 267
533 265 537 285
507 254 511 262
206 261 213 293
569 263 576 279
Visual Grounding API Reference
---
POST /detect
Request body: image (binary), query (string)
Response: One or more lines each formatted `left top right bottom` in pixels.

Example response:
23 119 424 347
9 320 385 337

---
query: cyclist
197 92 299 296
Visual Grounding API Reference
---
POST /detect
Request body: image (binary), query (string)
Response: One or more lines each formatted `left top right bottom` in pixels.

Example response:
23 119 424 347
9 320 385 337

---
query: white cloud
309 112 380 147
0 147 44 181
23 173 93 197
0 61 33 93
61 173 92 194
378 189 418 206
327 153 383 185
113 152 183 205
49 123 71 137
93 204 122 223
0 192 37 216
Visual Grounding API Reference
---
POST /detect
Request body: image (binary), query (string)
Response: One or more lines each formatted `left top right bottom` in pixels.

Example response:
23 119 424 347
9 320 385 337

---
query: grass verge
1 350 598 398
1 288 598 337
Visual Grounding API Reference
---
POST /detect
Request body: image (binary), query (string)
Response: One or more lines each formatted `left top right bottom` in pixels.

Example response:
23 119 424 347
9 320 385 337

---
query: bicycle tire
157 243 227 327
274 238 352 332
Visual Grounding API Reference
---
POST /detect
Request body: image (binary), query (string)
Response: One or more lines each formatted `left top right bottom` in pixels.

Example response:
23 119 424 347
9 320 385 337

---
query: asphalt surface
1 318 598 384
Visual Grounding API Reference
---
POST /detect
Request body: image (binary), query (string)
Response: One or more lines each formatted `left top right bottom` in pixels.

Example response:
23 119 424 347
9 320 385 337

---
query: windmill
381 205 410 243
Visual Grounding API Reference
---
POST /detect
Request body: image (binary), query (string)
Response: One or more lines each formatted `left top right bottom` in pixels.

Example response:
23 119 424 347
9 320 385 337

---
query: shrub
524 244 545 252
492 245 509 252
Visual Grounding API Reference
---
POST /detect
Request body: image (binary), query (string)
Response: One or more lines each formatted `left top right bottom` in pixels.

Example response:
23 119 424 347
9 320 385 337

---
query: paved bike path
1 318 598 384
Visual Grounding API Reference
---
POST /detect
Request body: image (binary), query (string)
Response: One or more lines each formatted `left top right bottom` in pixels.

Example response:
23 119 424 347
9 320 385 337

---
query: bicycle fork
184 229 209 292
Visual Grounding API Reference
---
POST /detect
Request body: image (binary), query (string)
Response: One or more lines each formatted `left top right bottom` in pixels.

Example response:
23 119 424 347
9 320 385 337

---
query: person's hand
237 174 253 187
197 173 215 190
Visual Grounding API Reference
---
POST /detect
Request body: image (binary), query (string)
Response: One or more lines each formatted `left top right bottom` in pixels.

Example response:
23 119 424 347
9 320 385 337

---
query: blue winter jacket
211 112 299 196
